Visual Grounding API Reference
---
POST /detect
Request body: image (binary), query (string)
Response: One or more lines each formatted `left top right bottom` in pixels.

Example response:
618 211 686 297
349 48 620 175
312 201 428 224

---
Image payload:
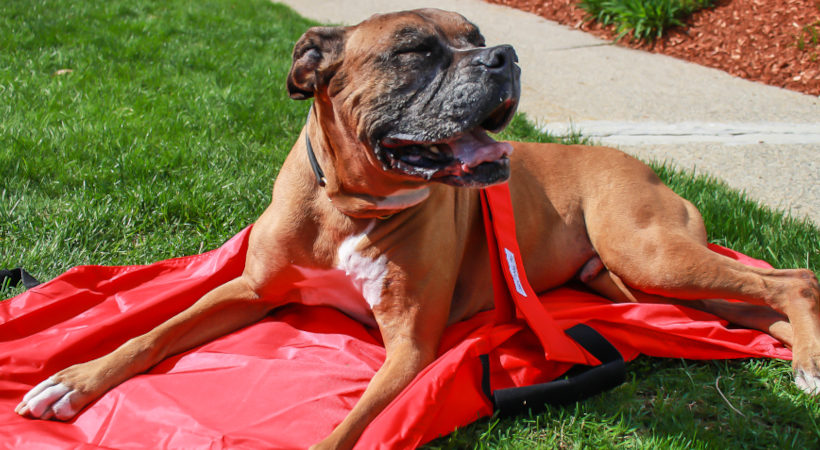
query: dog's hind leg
580 162 820 393
580 258 795 347
581 235 819 394
582 250 820 395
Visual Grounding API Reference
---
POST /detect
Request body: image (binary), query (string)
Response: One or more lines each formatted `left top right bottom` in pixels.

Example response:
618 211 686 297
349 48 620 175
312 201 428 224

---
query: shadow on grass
425 357 820 448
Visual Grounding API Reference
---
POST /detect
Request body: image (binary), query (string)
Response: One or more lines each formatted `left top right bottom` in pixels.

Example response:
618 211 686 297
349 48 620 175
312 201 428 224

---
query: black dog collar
304 106 327 187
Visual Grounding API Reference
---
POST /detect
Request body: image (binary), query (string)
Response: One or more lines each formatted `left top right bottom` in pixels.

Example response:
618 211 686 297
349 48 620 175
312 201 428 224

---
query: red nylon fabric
0 185 790 449
480 184 597 366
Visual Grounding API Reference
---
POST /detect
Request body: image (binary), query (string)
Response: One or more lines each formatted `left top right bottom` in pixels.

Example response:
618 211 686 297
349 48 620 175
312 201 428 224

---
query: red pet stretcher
0 184 789 449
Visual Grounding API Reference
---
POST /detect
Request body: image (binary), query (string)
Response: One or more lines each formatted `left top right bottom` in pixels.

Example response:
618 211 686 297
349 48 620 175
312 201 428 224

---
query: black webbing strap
0 268 41 291
481 323 625 417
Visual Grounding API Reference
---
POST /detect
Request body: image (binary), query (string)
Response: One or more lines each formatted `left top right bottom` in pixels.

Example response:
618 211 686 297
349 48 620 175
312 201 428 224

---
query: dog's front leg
15 275 274 421
311 261 453 450
311 338 437 450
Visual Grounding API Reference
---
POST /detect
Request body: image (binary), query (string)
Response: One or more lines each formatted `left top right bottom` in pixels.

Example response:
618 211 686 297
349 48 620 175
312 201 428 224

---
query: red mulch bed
485 0 820 96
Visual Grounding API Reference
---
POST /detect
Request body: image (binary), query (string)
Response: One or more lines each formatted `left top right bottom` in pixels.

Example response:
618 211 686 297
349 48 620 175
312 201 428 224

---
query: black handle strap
482 323 625 417
0 268 41 291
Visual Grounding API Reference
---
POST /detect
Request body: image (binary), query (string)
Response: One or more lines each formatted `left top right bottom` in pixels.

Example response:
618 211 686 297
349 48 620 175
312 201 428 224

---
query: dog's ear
287 26 347 100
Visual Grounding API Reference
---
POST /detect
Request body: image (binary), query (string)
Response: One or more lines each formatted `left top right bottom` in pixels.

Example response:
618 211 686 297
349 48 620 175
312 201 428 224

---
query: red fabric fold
0 188 790 449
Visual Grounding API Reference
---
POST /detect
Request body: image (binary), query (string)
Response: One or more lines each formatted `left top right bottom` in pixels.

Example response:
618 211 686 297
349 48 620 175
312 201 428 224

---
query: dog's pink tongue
450 129 513 172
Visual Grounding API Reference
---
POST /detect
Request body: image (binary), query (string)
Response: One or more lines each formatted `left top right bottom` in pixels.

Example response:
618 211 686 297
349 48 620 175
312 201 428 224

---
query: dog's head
287 9 520 188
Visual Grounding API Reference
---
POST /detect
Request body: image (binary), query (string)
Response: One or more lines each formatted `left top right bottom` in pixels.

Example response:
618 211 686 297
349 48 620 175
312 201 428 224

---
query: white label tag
504 248 527 297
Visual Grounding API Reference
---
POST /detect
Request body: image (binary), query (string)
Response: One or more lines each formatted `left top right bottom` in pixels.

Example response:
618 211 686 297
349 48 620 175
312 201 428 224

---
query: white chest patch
336 222 388 309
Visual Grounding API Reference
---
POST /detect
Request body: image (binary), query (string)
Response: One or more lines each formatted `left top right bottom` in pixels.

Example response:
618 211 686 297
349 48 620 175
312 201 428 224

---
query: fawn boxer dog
15 8 820 449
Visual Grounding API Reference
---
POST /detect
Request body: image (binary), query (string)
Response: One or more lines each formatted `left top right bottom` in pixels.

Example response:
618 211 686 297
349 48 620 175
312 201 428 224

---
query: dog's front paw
15 359 117 421
15 376 82 421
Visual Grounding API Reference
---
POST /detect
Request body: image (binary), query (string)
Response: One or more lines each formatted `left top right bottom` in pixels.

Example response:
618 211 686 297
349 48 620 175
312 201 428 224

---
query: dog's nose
471 45 517 72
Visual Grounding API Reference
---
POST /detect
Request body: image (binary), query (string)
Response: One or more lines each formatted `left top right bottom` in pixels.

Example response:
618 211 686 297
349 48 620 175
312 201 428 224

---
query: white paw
15 377 80 421
794 368 820 395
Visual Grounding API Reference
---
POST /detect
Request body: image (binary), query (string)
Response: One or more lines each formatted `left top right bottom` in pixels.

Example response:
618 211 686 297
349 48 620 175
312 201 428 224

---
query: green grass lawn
2 0 819 448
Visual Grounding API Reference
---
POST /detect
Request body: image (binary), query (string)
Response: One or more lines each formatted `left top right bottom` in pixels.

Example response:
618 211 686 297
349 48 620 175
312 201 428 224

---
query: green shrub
579 0 714 42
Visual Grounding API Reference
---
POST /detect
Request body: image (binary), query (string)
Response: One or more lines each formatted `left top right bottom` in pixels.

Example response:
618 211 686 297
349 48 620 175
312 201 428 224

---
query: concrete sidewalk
275 0 820 225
